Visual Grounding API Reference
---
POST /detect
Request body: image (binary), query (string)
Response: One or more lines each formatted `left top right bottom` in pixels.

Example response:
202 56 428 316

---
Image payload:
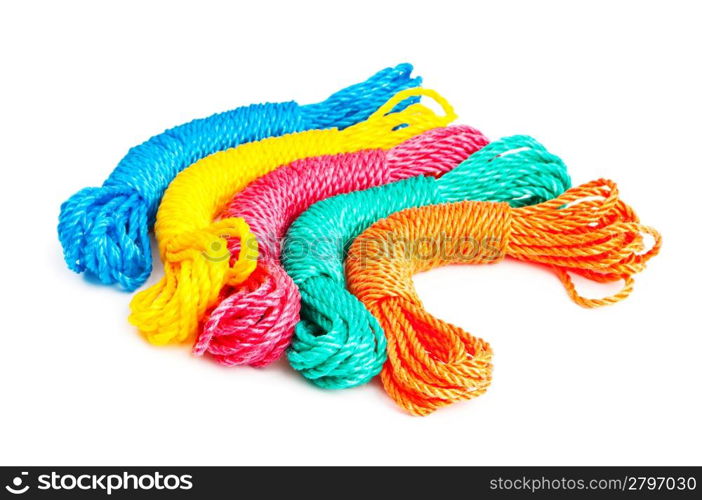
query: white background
1 0 700 466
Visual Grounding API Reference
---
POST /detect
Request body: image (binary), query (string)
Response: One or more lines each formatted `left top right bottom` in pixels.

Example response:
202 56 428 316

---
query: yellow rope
129 88 457 346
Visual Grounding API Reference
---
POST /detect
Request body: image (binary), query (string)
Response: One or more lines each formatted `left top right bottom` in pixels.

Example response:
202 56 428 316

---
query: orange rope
346 179 661 415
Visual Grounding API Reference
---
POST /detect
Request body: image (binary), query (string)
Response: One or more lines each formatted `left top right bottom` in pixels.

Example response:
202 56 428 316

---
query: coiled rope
58 63 421 290
195 125 489 367
283 136 572 388
129 88 456 345
345 179 661 415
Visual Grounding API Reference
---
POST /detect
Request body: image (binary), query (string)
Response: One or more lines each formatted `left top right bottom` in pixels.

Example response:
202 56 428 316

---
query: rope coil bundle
282 136 572 389
57 64 421 291
195 125 490 367
345 179 662 415
129 88 457 346
56 61 663 415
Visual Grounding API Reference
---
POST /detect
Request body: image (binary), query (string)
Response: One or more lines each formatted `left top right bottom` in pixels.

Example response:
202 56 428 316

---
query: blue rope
58 63 421 291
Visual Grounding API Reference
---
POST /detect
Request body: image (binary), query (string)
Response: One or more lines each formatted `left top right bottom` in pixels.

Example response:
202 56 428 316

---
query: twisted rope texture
345 180 662 415
195 125 489 367
283 136 572 389
129 88 457 346
57 63 421 291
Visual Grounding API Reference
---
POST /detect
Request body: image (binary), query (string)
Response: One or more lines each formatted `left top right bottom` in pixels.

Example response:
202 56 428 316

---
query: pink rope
194 125 489 366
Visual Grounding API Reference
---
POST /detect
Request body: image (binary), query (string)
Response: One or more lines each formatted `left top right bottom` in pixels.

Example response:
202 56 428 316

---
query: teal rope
282 135 572 389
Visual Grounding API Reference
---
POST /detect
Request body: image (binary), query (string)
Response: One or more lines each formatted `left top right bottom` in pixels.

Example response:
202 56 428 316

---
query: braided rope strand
195 125 489 367
129 88 457 346
58 63 422 291
282 136 571 389
345 180 662 415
